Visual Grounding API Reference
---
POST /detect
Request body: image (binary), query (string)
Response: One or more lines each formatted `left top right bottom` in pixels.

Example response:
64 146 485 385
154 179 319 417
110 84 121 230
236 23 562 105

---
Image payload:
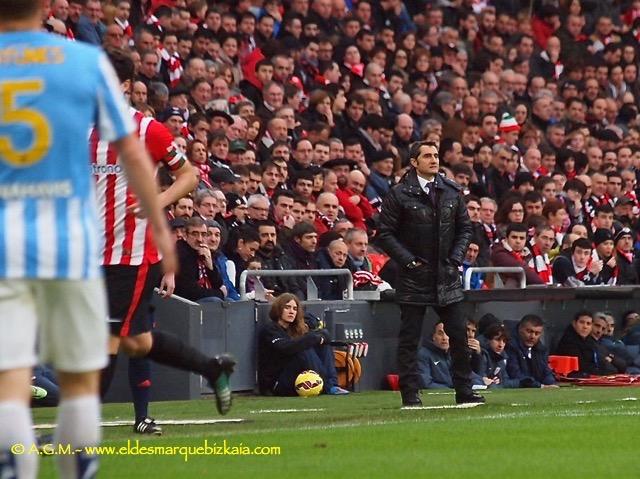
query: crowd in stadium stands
42 0 640 298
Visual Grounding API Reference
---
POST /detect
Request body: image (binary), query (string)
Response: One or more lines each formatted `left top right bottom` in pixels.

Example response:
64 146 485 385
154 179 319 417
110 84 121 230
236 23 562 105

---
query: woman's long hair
269 293 308 338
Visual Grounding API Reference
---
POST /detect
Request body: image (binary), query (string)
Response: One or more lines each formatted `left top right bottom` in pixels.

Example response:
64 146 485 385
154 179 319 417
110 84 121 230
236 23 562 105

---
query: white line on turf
33 419 245 430
250 408 326 414
619 397 638 401
401 403 484 410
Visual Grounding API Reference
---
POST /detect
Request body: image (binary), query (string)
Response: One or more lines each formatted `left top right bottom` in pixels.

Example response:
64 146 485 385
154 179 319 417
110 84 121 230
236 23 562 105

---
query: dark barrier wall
105 288 640 402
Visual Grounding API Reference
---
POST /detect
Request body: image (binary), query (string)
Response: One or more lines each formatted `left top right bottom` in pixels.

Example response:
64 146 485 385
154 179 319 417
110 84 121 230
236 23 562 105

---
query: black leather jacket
376 169 472 305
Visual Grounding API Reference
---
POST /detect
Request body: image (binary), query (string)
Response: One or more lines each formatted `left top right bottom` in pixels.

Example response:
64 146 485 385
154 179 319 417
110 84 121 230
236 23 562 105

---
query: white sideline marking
250 408 326 414
401 403 484 410
619 397 638 401
510 403 530 407
576 400 596 404
34 419 245 430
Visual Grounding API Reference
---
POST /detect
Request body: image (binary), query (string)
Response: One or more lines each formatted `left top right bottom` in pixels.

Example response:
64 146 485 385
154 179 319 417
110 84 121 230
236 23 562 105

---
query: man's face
465 243 479 264
295 179 314 199
85 0 102 23
274 196 294 222
53 0 70 20
314 144 330 164
594 212 614 230
573 315 593 339
130 81 147 106
489 335 506 354
262 166 280 189
519 323 543 347
618 235 634 253
328 241 348 267
411 145 439 178
317 194 339 221
506 231 527 252
210 139 229 160
237 239 259 261
291 201 306 223
347 233 368 260
297 232 318 252
591 318 608 340
535 229 555 253
432 323 449 351
572 246 592 269
174 198 193 218
525 200 543 217
304 202 317 222
258 226 277 251
248 200 269 220
248 172 261 194
206 227 221 251
606 317 615 336
185 225 209 251
196 196 217 220
480 201 496 224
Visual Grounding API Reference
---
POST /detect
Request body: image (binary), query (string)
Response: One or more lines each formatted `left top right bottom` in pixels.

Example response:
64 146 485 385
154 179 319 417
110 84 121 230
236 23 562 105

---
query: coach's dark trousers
398 301 472 394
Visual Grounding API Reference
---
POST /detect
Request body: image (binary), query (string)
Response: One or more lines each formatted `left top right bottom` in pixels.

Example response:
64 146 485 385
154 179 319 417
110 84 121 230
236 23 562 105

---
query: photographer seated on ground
505 315 557 388
480 323 520 388
555 311 618 377
257 293 349 396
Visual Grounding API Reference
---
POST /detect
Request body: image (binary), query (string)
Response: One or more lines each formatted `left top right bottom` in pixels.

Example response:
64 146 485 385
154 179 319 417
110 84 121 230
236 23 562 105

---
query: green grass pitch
33 387 640 479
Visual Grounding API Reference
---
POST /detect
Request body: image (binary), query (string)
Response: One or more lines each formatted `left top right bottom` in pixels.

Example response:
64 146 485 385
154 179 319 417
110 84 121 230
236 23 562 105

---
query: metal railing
463 266 526 290
238 269 354 301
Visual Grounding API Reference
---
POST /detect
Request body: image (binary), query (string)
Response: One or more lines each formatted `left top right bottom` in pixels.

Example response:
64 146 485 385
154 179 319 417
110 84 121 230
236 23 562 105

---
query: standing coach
377 141 483 407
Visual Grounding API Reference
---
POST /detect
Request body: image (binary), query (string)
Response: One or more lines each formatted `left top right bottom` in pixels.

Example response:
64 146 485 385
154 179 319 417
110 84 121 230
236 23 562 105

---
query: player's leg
37 280 108 479
118 262 236 415
0 280 39 479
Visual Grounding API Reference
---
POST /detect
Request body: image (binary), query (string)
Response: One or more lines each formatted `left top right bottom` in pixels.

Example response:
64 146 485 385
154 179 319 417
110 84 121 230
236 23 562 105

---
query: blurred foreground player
93 49 236 435
0 1 176 478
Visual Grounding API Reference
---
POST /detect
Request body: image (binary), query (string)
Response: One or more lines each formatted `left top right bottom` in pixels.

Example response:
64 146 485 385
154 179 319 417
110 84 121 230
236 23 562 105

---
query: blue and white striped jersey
0 31 133 279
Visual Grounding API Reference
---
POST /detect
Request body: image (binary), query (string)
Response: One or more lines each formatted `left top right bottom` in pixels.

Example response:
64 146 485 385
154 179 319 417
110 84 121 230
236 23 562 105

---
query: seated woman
257 293 349 396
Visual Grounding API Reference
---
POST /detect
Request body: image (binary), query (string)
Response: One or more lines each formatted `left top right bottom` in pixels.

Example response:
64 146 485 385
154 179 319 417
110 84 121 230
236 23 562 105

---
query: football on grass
295 370 323 397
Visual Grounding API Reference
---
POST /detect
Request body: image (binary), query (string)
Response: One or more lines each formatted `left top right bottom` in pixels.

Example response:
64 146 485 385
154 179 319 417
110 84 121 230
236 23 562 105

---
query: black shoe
455 392 486 405
401 390 423 407
207 354 236 415
133 417 163 435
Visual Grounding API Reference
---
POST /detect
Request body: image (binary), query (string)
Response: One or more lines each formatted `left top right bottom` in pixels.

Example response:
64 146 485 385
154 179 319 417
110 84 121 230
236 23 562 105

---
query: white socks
0 401 38 479
53 395 101 479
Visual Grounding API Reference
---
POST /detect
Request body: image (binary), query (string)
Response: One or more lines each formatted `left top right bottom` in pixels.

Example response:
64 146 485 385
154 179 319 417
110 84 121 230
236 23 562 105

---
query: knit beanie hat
499 112 520 133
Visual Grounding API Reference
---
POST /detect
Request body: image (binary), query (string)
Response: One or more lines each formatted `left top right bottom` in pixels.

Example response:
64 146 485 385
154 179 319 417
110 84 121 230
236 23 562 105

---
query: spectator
206 220 240 301
479 323 520 388
254 220 300 297
315 191 340 235
527 225 555 284
491 223 545 287
286 222 319 299
555 311 618 377
315 239 350 300
417 322 453 389
335 170 374 230
505 315 557 388
175 217 224 302
226 226 261 289
257 293 348 396
613 227 639 285
592 229 618 285
552 237 604 286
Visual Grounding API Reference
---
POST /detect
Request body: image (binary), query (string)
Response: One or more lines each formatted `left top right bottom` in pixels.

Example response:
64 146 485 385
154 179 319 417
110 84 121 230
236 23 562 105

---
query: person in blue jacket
417 322 454 389
505 315 558 388
480 323 520 388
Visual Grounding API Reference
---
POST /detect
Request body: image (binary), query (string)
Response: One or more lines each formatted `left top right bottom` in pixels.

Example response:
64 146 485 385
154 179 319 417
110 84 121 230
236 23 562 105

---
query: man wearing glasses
175 217 224 302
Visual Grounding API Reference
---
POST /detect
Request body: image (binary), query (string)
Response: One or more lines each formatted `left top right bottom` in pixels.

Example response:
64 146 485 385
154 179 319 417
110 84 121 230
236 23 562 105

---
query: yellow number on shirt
0 79 52 167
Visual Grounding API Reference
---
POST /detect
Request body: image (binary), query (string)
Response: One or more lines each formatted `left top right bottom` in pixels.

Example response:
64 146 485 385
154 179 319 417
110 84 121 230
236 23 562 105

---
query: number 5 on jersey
0 79 52 167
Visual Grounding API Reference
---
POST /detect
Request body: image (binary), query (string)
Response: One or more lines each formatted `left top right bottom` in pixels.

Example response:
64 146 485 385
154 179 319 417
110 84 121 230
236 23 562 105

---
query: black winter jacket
376 170 473 305
174 240 223 301
555 325 617 376
257 321 329 394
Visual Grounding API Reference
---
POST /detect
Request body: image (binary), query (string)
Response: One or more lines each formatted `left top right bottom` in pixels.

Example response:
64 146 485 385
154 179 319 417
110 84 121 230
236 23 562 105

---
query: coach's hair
518 314 544 329
185 216 206 230
408 141 439 162
0 0 40 20
106 49 135 84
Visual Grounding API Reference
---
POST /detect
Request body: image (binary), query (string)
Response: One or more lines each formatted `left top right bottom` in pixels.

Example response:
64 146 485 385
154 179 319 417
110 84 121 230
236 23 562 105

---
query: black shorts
103 263 161 337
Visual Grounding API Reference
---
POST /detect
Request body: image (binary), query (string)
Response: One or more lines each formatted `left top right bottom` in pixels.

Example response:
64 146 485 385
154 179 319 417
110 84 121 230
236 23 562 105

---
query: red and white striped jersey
90 109 186 266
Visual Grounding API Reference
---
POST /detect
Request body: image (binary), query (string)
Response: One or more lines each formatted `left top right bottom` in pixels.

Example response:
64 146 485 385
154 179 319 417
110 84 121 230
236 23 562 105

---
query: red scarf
197 258 212 290
528 244 552 284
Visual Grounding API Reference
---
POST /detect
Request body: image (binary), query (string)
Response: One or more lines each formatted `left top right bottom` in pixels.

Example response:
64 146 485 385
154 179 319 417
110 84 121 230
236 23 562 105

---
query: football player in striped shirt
0 2 176 478
92 49 236 435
